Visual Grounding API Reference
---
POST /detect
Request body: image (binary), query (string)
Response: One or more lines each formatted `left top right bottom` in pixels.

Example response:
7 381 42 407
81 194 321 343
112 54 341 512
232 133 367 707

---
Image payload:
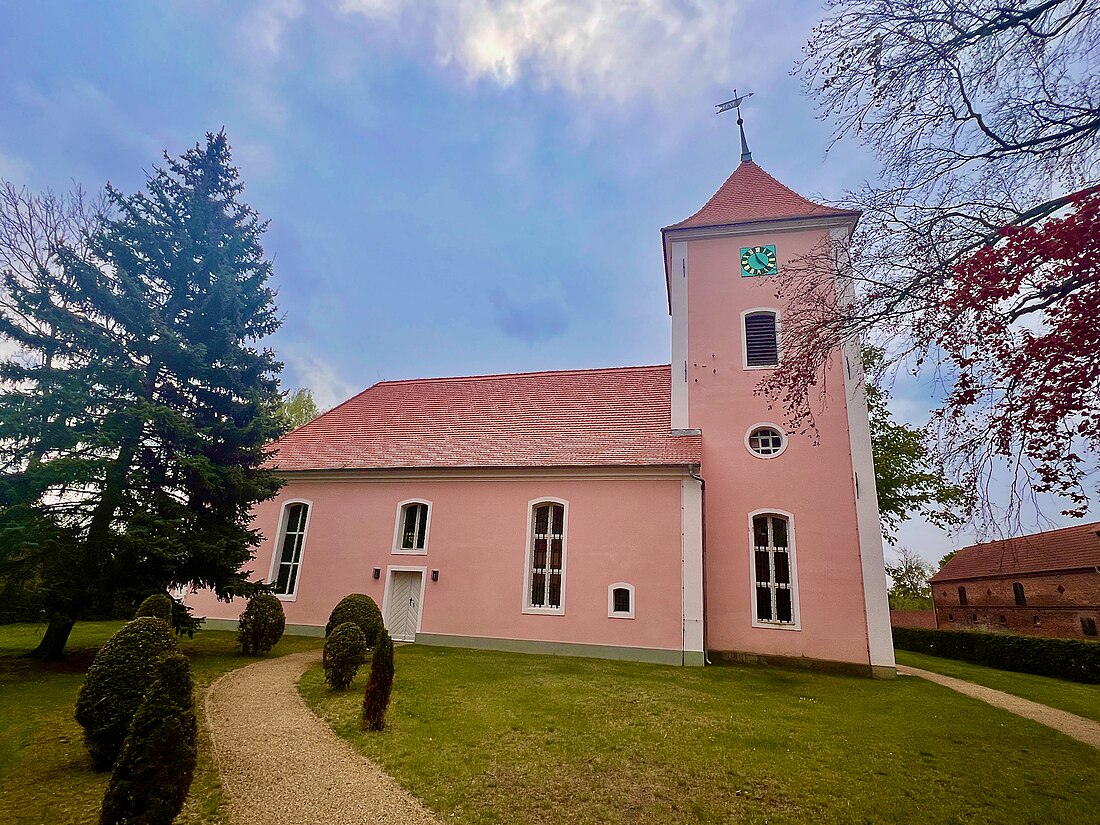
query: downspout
689 464 710 665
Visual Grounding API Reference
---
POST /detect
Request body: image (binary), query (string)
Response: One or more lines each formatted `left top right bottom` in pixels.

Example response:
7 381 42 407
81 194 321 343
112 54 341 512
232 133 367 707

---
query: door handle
409 597 415 607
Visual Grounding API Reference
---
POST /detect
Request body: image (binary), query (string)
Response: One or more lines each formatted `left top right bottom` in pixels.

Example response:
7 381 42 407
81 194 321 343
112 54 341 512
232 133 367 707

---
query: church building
189 135 896 677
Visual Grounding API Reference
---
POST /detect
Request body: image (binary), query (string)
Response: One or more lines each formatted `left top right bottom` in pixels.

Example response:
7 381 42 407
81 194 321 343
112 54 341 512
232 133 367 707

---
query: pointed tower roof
664 160 859 231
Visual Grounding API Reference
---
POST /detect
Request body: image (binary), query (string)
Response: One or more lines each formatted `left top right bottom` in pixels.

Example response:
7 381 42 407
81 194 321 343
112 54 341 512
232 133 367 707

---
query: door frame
382 565 427 642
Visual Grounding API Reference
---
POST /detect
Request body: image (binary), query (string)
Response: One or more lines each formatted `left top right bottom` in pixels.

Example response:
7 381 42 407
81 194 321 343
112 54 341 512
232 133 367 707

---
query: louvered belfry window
530 503 565 609
744 311 779 367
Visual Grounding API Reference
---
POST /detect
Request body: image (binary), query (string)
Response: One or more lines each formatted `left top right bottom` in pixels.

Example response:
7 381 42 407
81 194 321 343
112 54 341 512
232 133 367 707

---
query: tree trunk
26 616 76 660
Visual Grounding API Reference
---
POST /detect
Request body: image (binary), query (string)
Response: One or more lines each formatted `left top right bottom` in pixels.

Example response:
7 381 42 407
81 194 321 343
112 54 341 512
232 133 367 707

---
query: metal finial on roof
715 89 754 163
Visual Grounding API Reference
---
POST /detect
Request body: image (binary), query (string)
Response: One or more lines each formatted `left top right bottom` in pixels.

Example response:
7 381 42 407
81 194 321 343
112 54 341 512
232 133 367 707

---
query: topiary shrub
324 621 368 690
325 593 384 648
134 593 174 624
361 626 395 731
75 617 180 770
99 652 197 825
237 593 286 655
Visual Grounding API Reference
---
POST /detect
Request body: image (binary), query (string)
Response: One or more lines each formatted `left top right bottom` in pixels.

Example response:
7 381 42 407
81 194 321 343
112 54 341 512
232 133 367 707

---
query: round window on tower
745 425 787 459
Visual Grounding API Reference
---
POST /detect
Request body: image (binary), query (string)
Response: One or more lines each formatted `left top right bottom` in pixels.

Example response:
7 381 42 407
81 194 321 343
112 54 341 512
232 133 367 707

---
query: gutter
688 463 710 665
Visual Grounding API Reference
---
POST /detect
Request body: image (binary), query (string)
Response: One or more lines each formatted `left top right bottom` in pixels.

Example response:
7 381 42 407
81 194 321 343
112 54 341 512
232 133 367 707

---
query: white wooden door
386 571 422 642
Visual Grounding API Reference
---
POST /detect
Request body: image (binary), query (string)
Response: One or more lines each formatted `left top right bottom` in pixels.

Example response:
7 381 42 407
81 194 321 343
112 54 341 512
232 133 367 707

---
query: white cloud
281 344 358 409
338 0 747 105
242 0 306 57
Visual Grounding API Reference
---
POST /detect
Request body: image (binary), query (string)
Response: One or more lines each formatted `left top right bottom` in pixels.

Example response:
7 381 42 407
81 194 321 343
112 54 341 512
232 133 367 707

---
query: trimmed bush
99 652 197 825
324 621 368 690
361 626 395 731
75 617 180 770
237 593 286 655
893 626 1100 684
134 593 173 624
325 593 384 648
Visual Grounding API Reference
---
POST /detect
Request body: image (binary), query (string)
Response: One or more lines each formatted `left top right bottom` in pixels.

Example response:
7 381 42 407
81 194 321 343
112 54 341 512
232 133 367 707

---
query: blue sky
1 0 1089 562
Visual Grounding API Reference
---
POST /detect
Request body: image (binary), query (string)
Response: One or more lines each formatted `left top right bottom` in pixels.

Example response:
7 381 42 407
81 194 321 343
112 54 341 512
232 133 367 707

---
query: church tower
661 133 895 675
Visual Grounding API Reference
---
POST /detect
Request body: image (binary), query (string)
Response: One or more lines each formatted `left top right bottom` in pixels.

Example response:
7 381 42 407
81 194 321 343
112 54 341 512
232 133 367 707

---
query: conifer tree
0 132 284 658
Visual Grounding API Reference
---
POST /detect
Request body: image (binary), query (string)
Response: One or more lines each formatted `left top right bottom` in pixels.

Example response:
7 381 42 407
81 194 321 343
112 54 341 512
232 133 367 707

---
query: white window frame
744 422 788 459
267 499 313 602
741 307 781 370
392 499 433 555
607 582 635 619
748 509 801 630
521 497 568 616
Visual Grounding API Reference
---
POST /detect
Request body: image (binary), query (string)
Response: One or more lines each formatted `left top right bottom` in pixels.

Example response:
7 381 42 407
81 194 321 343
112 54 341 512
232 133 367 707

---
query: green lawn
302 646 1100 825
896 649 1100 723
0 620 321 825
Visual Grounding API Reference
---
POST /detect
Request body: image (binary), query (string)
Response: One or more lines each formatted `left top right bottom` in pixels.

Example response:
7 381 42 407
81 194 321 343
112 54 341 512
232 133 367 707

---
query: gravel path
205 651 440 825
898 664 1100 749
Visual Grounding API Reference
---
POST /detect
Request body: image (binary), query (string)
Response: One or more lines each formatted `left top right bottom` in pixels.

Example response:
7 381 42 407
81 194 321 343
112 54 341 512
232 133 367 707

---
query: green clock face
740 244 778 277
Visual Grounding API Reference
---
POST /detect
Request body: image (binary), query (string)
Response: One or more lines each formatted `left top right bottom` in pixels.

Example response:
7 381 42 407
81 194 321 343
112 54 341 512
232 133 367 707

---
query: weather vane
716 89 753 163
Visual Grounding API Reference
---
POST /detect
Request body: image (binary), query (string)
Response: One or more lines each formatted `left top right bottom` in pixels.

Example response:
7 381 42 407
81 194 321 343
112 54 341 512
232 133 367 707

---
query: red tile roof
663 160 859 231
268 365 701 471
931 522 1100 582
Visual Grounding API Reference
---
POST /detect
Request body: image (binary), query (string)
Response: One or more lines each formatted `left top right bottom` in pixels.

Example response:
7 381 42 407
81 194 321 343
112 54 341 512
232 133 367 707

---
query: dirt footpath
205 651 440 825
898 664 1100 749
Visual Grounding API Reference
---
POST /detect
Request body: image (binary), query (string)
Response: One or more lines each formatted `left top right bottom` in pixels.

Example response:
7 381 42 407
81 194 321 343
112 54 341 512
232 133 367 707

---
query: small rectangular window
958 586 968 606
744 312 778 367
1082 617 1098 636
613 588 630 613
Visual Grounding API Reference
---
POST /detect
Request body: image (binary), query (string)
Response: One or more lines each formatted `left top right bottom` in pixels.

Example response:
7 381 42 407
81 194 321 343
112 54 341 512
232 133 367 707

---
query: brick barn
931 522 1100 639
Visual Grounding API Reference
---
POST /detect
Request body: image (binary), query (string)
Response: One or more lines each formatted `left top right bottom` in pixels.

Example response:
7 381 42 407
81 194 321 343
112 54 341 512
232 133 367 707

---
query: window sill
608 612 635 620
392 548 428 556
275 593 298 603
752 619 800 631
523 606 565 616
742 364 778 372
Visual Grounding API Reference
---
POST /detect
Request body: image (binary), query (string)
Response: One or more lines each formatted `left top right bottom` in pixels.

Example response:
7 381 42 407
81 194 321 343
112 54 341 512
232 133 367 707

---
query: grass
0 620 321 825
302 645 1100 825
896 649 1100 723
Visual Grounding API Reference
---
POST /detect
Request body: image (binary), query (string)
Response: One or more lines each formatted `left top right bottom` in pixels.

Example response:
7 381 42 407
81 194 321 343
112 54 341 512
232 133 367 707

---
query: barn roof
931 522 1100 582
267 365 701 471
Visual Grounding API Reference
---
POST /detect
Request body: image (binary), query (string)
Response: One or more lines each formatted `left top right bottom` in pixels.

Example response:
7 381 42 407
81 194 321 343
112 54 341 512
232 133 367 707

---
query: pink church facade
187 158 896 677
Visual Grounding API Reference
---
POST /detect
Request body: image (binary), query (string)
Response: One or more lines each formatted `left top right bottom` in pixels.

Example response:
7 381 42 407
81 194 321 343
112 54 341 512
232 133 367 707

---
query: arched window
751 512 798 627
393 500 431 554
272 501 311 598
1012 582 1026 606
608 583 635 619
743 310 779 368
524 500 567 614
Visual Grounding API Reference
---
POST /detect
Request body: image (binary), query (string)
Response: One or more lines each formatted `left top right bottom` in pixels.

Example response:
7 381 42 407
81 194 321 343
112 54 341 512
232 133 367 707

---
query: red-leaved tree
765 0 1100 524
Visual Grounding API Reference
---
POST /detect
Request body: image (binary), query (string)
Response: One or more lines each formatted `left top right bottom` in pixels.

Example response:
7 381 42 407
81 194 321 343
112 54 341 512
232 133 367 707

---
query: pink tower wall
679 227 875 667
186 474 691 658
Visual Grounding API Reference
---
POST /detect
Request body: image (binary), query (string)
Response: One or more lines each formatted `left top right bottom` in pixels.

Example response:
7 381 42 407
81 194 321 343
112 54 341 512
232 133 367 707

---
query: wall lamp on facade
372 568 381 580
431 570 439 582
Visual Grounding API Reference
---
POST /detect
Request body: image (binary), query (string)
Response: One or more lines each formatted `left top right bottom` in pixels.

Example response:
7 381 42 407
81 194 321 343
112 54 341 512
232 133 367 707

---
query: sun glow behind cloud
334 0 746 104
